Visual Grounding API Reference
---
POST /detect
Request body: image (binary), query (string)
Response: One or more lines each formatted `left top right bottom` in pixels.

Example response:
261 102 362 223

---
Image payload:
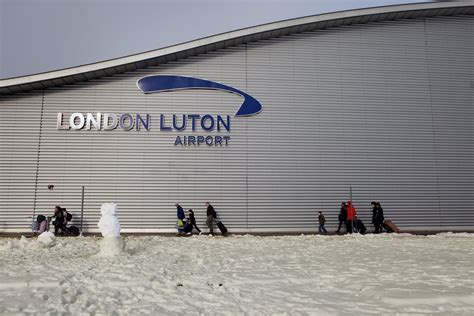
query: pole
350 186 354 233
80 186 85 236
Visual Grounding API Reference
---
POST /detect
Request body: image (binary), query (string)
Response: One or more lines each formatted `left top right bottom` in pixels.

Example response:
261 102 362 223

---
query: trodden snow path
0 233 473 315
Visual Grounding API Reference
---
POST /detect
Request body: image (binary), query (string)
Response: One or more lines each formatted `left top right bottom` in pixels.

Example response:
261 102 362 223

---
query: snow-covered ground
0 233 473 315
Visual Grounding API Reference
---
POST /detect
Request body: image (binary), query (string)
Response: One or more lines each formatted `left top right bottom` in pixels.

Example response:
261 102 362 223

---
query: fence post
80 186 85 236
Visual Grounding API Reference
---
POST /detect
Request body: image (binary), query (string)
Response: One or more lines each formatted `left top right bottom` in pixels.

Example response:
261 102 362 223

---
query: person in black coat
187 209 201 234
205 202 216 235
336 202 347 233
371 201 382 233
376 202 390 232
52 205 67 235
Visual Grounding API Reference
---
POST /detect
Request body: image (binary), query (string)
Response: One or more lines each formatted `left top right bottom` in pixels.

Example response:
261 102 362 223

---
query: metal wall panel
0 15 472 232
0 93 43 230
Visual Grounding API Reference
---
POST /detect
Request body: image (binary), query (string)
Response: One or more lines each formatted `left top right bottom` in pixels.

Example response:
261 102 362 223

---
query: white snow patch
37 231 56 246
97 237 125 257
434 232 474 238
0 233 473 314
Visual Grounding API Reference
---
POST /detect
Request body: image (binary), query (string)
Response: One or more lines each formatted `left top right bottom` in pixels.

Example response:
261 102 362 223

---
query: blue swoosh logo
137 75 262 117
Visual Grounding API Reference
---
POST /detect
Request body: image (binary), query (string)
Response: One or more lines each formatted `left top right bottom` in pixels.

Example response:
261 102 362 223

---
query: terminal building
1 2 473 233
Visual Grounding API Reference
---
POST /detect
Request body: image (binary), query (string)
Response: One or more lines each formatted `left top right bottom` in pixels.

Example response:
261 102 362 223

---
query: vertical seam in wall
245 43 249 229
423 18 442 227
32 90 45 218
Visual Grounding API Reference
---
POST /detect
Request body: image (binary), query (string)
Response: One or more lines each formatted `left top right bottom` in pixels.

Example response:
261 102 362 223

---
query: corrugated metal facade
1 15 473 233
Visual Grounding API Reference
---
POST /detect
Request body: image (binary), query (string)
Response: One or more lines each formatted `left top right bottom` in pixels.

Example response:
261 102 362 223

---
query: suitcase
383 219 400 233
216 221 228 235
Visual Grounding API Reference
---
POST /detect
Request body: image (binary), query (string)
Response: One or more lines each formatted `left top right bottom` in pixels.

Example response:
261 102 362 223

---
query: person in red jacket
346 201 357 233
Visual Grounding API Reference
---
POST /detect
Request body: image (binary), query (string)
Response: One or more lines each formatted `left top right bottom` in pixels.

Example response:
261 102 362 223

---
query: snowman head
100 203 117 216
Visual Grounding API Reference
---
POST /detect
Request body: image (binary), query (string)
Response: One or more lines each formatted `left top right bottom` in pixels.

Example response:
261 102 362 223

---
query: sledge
216 221 228 235
355 219 367 234
183 221 193 234
383 219 400 233
67 225 80 236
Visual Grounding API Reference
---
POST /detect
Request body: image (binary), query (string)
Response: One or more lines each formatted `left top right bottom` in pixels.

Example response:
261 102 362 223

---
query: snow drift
0 233 473 314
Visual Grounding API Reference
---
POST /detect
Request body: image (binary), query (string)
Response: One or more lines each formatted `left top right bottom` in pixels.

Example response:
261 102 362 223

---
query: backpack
65 212 73 221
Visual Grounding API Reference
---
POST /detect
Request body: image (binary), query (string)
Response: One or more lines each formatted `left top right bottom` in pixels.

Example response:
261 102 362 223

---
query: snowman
97 203 123 256
98 203 121 237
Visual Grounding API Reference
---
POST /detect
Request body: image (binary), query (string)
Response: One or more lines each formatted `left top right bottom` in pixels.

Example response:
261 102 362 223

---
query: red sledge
383 219 400 233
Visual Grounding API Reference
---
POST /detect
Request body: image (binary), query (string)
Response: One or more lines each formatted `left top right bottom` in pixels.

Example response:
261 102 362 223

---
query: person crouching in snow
36 215 48 234
318 211 328 234
52 205 67 235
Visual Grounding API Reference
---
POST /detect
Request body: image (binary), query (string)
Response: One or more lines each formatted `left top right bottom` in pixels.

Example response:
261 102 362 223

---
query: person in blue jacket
176 203 185 219
175 203 186 234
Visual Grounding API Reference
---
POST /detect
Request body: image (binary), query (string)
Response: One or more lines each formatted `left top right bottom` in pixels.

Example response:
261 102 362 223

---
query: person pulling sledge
186 209 201 235
371 201 384 233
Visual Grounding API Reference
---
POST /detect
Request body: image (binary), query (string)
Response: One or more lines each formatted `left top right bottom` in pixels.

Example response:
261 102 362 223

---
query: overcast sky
0 0 430 79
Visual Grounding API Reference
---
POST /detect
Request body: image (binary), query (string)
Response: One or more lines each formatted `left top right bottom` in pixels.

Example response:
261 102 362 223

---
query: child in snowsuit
37 215 48 234
318 211 328 234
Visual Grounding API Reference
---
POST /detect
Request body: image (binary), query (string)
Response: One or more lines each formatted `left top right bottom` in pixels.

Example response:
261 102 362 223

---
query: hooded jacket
346 202 357 220
176 205 185 220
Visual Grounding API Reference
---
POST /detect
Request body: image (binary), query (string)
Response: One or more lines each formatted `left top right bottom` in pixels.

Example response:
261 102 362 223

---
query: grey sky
0 0 429 79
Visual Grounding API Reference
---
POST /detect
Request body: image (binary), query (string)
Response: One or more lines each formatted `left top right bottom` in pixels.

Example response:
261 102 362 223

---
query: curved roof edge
1 1 474 95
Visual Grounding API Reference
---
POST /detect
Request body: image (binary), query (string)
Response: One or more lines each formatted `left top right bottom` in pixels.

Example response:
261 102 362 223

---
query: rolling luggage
383 219 400 233
216 221 228 235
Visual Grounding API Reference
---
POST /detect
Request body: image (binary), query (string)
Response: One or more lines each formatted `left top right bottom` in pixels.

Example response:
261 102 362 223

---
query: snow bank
37 231 56 246
97 237 124 257
0 234 473 314
434 232 474 238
